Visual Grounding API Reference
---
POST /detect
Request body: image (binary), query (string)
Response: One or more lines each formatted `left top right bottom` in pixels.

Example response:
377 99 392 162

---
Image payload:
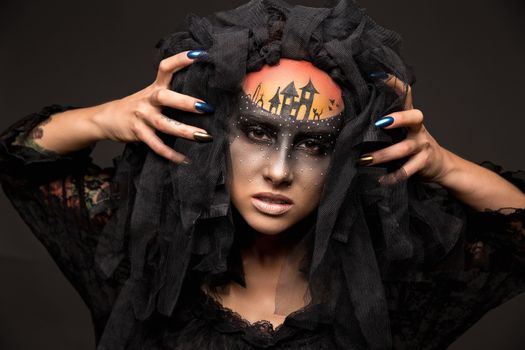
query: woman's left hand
359 75 451 183
360 75 525 211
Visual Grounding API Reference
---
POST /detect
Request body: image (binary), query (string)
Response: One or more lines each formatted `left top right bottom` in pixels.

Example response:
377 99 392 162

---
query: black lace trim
201 291 288 334
184 288 334 348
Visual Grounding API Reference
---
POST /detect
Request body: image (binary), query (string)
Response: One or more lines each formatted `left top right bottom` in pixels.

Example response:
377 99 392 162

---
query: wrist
433 148 462 188
434 148 479 198
89 100 116 141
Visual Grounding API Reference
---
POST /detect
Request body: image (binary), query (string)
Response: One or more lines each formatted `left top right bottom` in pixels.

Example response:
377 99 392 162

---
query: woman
1 0 525 349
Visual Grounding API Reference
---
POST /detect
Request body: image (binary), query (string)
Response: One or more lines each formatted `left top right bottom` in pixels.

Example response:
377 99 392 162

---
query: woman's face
228 59 344 235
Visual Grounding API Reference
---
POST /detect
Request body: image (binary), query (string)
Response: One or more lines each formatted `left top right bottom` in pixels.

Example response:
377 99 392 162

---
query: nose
262 145 293 187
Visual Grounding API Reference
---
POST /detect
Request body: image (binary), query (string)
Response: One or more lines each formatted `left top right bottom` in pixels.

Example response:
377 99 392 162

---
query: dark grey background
1 0 524 349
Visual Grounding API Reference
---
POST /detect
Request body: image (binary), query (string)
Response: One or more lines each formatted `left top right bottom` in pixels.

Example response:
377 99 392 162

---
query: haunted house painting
249 79 332 121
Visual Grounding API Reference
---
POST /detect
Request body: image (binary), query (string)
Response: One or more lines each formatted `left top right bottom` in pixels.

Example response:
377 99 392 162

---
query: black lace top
2 106 525 349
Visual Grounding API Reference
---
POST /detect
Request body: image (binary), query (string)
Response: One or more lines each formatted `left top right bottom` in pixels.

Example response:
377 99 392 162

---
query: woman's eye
296 139 326 155
247 127 272 142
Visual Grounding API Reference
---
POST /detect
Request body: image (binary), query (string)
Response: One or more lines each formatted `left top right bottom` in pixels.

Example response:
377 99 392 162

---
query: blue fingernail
374 116 394 128
187 50 208 59
195 101 215 113
369 72 389 80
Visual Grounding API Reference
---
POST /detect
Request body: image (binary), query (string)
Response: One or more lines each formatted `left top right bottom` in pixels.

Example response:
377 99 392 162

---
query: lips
253 192 293 204
252 192 294 215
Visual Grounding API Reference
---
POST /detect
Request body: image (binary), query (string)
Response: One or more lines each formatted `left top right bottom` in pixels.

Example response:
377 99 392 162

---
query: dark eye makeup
235 114 337 156
245 125 275 143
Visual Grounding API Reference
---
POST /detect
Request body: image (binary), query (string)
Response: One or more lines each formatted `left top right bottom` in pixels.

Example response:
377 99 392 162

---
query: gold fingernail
356 155 374 166
193 131 213 143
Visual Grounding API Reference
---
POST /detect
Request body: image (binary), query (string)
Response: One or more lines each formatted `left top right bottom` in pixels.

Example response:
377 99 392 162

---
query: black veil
94 1 465 348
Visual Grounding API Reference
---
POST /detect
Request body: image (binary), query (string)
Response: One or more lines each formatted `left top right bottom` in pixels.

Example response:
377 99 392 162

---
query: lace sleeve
462 162 525 272
0 106 125 325
388 163 525 349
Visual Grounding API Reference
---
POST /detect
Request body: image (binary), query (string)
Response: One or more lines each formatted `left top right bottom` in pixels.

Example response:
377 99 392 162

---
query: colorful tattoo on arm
12 116 60 157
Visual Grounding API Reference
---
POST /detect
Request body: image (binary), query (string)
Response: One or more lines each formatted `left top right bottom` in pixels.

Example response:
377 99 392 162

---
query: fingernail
374 116 394 128
182 157 191 165
369 72 390 81
187 50 208 59
195 101 215 114
193 131 213 143
356 155 374 166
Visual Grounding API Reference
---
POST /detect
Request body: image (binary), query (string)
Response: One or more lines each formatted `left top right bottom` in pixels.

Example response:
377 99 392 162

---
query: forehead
242 59 344 123
238 97 342 134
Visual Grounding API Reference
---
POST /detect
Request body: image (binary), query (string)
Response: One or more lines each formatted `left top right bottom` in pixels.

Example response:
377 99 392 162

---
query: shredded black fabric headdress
94 1 464 348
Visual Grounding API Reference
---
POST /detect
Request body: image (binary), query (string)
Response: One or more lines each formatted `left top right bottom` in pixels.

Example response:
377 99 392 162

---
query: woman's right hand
93 50 213 164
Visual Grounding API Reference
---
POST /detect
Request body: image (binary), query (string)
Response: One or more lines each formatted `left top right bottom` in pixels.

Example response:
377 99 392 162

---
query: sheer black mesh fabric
3 1 524 350
89 0 463 349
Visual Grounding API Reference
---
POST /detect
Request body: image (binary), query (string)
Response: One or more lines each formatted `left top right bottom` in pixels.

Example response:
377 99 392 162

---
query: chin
243 212 296 235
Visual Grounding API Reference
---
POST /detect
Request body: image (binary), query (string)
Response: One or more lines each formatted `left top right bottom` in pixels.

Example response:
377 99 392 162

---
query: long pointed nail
369 72 390 81
356 155 374 166
195 101 215 114
193 131 213 143
374 116 394 128
187 50 208 59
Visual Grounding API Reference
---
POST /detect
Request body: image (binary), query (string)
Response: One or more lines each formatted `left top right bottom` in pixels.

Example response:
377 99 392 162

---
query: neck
247 230 297 264
233 208 315 267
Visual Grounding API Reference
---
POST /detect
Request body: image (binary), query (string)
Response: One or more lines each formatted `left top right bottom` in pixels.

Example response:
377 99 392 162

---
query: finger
375 109 424 132
143 112 211 142
376 151 425 183
360 139 419 166
377 168 408 186
154 50 204 87
399 150 428 178
133 124 189 163
150 88 214 114
383 75 413 110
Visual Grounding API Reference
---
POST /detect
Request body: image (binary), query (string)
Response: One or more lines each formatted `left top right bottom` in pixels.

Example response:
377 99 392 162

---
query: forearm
12 103 110 155
436 148 525 211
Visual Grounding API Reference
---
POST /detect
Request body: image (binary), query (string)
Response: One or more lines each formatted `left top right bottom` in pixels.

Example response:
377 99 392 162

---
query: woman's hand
16 50 213 162
359 75 525 211
92 50 213 164
359 75 452 183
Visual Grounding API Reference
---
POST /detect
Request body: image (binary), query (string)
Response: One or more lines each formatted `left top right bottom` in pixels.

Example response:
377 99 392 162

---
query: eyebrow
237 111 342 135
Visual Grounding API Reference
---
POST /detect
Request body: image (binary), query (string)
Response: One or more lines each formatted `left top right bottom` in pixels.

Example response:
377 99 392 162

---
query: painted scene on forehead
242 59 344 124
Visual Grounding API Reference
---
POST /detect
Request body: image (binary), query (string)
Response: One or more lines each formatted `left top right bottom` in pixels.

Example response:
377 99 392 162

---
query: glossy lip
251 192 294 216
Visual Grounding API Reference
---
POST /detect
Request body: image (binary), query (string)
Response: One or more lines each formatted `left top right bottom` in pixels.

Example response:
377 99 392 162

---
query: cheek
228 133 264 180
228 132 266 209
292 156 330 206
295 154 330 180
